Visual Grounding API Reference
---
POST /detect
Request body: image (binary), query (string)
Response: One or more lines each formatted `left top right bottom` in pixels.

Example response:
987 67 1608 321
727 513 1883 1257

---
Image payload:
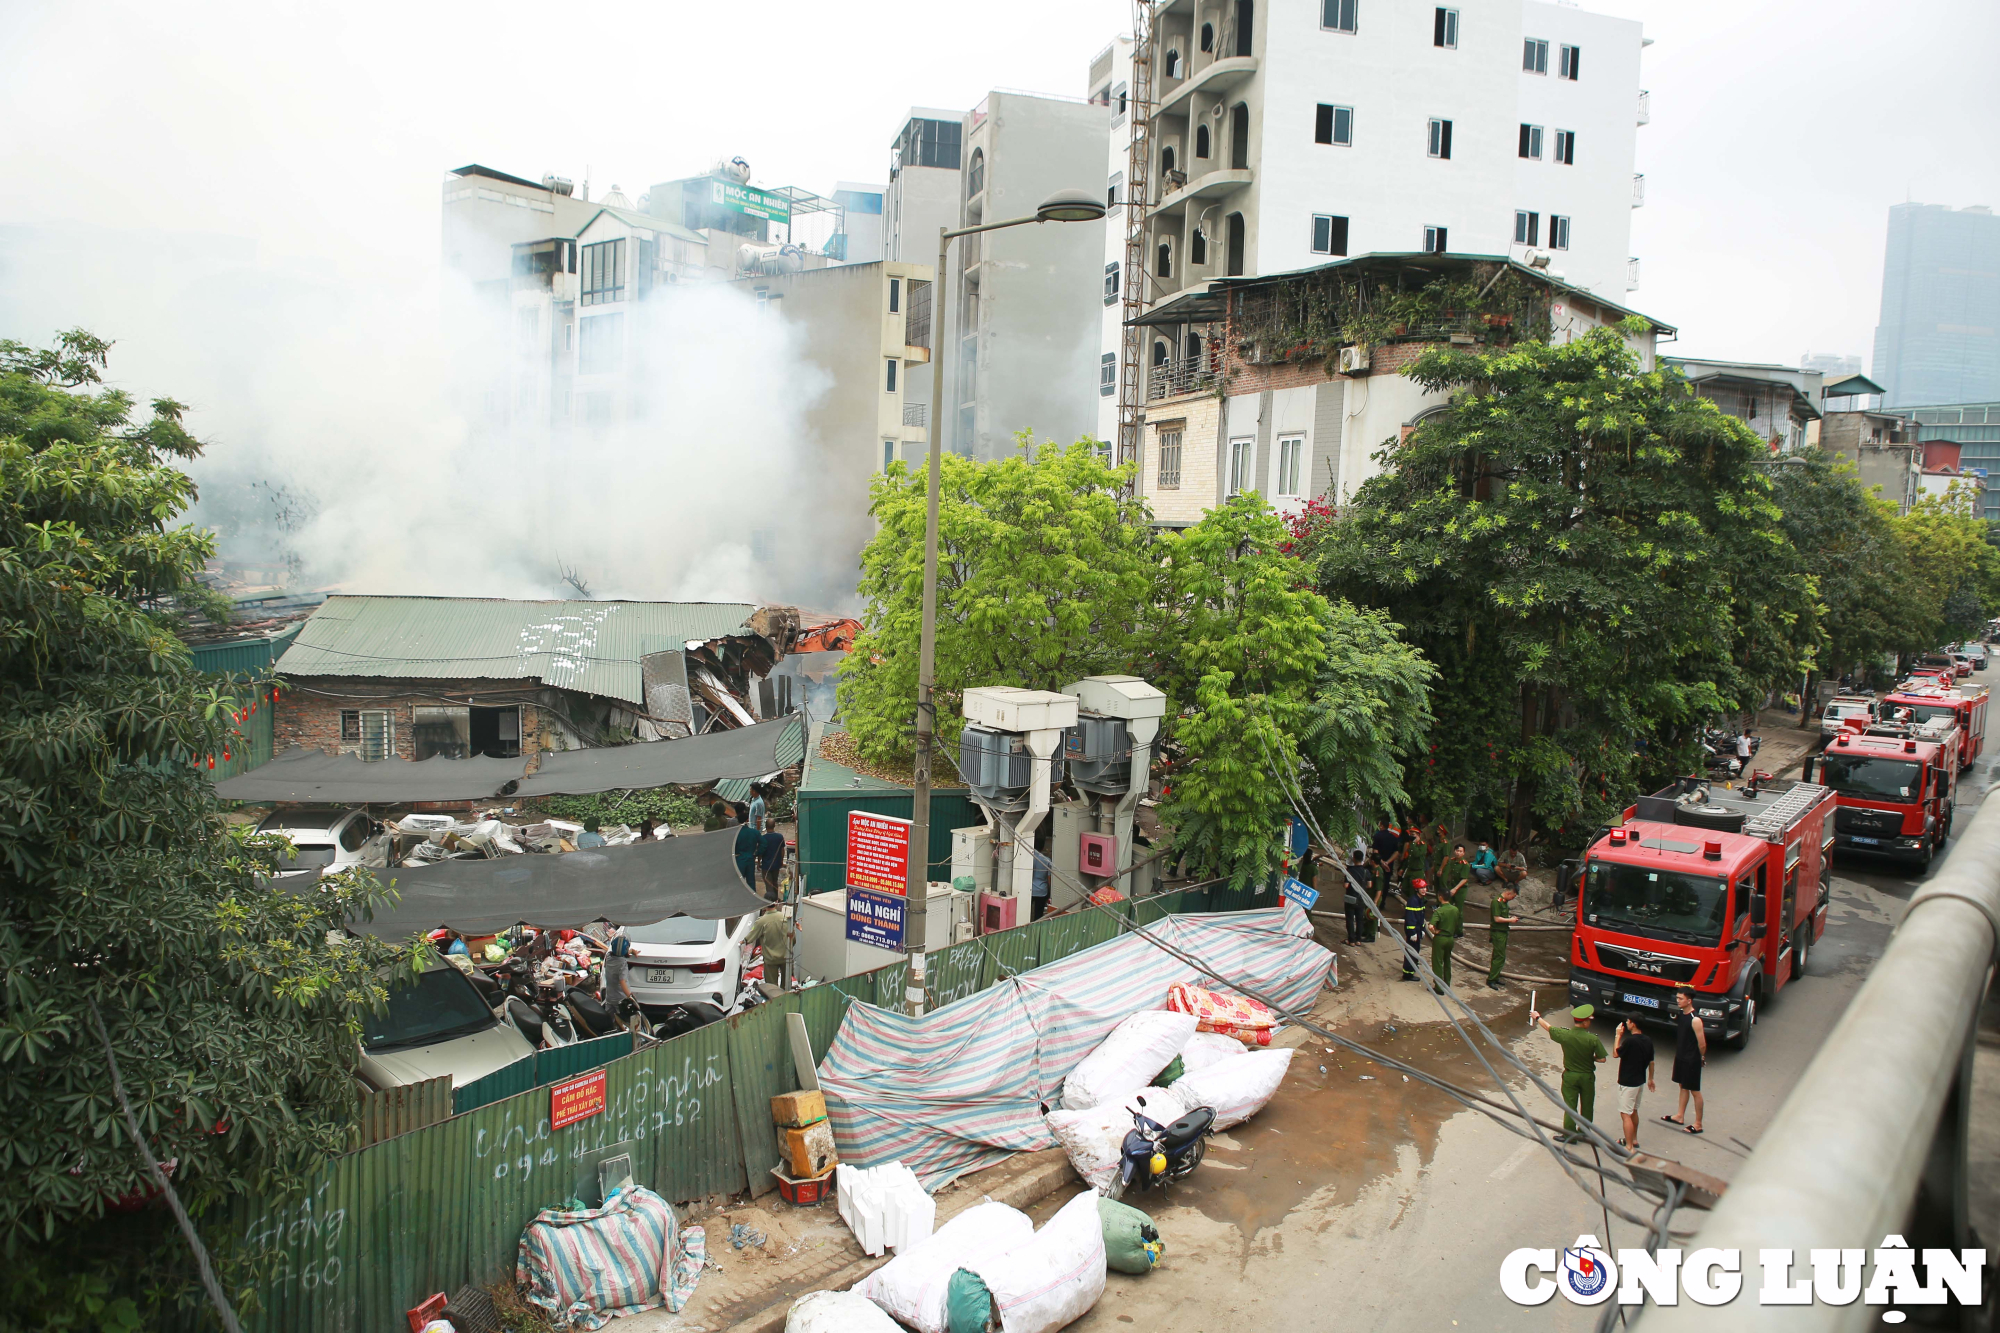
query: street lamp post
901 189 1108 1016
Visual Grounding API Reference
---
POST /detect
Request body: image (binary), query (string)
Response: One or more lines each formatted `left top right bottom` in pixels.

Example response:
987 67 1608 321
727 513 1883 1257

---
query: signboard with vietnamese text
1282 876 1320 911
549 1069 608 1130
709 178 791 225
845 887 907 952
846 811 912 897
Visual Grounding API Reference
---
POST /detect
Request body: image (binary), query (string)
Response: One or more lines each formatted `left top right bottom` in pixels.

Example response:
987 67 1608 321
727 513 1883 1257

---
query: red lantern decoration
206 756 215 769
223 750 232 762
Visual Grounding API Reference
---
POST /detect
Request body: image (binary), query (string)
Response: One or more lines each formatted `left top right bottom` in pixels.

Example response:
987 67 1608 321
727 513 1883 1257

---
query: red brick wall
276 678 560 760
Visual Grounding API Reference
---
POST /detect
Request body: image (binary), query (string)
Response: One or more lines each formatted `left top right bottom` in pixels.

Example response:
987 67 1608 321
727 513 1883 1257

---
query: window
1434 7 1457 47
1226 213 1246 276
1109 171 1124 207
1311 214 1349 255
1165 48 1181 78
1554 129 1576 165
1559 44 1581 80
1277 435 1305 496
1158 429 1183 488
1514 210 1539 246
1233 0 1253 56
1230 103 1250 169
580 238 626 306
1424 225 1448 254
893 117 962 171
1101 352 1118 396
1114 84 1128 117
1195 124 1211 158
1152 340 1170 368
1228 438 1253 494
1549 215 1570 249
966 148 985 198
889 278 900 313
1321 0 1357 33
1104 261 1121 305
1427 118 1453 159
1523 37 1548 73
885 359 898 393
340 710 362 743
412 706 469 761
884 440 895 471
1191 227 1207 265
1518 124 1543 159
1200 21 1214 51
1315 104 1353 146
578 312 625 375
1156 240 1173 279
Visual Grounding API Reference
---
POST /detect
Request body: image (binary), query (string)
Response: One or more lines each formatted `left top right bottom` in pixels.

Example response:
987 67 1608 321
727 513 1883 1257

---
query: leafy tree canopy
1888 481 2000 651
1320 324 1819 845
0 332 399 1324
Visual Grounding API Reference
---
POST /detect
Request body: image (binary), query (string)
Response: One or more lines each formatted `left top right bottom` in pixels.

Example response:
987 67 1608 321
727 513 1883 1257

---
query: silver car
622 914 758 1018
357 961 535 1090
254 806 383 879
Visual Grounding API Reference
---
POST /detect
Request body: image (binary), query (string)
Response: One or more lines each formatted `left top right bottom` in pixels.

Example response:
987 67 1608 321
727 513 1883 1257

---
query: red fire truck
1566 778 1835 1051
1880 680 1988 767
1804 719 1960 867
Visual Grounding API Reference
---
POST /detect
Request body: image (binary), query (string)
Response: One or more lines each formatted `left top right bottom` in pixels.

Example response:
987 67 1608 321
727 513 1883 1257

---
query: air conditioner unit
1337 344 1372 375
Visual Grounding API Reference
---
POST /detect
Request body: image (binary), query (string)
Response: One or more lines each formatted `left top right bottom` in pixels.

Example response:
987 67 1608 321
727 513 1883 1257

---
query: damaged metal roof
275 595 759 706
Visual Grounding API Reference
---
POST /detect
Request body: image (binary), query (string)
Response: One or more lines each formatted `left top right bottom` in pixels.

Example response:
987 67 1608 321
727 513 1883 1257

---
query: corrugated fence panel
631 1019 749 1204
799 984 859 1073
922 938 988 1009
453 1054 536 1115
724 998 805 1196
354 1075 452 1148
533 1031 635 1087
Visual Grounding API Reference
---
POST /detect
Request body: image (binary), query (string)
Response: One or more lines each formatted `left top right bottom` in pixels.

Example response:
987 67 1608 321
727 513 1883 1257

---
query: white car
1960 643 1988 670
357 960 536 1090
254 806 383 879
1820 697 1877 738
622 913 759 1019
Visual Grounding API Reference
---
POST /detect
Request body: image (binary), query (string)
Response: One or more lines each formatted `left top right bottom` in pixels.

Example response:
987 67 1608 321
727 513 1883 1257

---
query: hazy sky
2 0 1995 387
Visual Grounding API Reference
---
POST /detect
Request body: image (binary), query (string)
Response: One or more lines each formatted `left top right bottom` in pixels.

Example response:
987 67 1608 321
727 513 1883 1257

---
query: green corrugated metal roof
800 717 911 793
189 622 302 675
275 595 757 706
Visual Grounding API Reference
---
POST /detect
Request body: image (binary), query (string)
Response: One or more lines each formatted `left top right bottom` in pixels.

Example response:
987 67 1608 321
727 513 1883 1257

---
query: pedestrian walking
1399 879 1432 982
1531 1004 1607 1143
1486 884 1520 989
757 819 787 901
1470 840 1498 884
1664 986 1708 1135
1370 816 1402 882
1427 891 1462 991
733 816 759 889
1734 732 1752 777
1030 846 1053 921
597 922 635 1006
1612 1018 1657 1149
748 783 768 833
1343 848 1370 943
747 903 794 989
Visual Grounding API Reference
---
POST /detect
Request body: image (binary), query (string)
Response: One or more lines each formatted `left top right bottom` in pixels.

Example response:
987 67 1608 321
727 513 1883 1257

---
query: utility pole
905 190 1107 1015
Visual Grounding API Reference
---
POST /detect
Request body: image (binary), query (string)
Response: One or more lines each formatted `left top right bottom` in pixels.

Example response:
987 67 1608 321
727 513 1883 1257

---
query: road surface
1031 744 1997 1331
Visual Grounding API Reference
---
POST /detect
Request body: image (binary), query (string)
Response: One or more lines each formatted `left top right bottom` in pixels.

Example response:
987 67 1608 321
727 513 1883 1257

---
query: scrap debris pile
387 812 667 867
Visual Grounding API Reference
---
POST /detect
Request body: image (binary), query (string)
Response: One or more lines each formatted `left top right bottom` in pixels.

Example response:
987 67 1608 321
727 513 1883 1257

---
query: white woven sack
1177 1030 1249 1074
856 1200 1034 1333
969 1191 1107 1333
1042 1085 1187 1195
1060 1010 1198 1111
1167 1048 1295 1130
788 1291 904 1333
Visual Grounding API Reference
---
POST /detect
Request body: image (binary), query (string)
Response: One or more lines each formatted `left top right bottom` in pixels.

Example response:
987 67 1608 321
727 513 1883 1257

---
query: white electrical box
961 686 1078 734
951 825 995 893
1062 675 1167 722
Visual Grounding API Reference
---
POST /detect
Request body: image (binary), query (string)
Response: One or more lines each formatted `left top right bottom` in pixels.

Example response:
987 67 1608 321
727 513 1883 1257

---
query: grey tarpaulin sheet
215 748 530 803
340 829 765 938
512 716 802 797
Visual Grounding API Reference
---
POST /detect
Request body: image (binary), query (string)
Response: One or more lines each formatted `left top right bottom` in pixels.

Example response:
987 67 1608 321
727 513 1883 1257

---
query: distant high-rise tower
1871 203 2000 408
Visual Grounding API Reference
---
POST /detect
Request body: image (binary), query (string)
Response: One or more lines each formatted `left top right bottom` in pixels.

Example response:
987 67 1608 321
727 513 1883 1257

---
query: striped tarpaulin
515 1186 688 1330
817 903 1333 1188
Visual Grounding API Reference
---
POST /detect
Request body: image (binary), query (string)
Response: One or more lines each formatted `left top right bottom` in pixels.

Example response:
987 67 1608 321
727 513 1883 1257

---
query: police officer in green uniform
1399 879 1431 982
1487 884 1521 989
1532 1004 1608 1142
1427 893 1463 991
1438 842 1472 909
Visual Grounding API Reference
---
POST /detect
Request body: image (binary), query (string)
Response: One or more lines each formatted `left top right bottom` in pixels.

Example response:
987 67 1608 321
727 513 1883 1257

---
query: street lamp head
1035 189 1108 223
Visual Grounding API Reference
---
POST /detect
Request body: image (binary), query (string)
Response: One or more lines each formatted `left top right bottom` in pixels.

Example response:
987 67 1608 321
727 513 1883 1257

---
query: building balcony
1632 173 1645 207
1153 56 1259 120
960 231 981 270
1155 167 1253 216
1627 257 1642 291
903 403 927 427
1147 360 1222 402
1637 90 1651 125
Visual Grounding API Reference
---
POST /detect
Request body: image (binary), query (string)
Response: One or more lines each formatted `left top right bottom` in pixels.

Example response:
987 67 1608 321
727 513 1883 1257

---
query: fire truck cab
1880 681 1987 768
1567 778 1835 1051
1806 719 1959 867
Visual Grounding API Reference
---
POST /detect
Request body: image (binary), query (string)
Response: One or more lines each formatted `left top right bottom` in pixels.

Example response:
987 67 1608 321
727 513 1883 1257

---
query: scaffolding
1116 2 1156 475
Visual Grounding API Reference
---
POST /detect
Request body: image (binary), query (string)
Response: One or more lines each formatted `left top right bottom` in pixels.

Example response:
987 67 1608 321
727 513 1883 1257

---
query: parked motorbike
1116 1095 1216 1195
492 957 578 1048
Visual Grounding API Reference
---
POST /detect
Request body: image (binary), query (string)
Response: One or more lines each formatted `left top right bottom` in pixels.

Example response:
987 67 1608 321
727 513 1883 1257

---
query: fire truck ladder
1116 2 1155 477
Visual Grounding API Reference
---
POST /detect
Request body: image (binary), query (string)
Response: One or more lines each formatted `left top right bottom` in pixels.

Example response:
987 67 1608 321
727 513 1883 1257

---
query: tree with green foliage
838 442 1431 885
1889 481 2000 652
1321 324 1820 845
0 333 399 1327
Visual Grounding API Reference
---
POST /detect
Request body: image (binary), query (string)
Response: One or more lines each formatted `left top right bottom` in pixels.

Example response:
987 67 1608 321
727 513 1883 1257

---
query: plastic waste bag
1095 1197 1163 1275
856 1201 1033 1333
1061 1010 1198 1111
944 1268 995 1333
1043 1086 1188 1196
1165 1048 1295 1130
787 1290 904 1333
966 1191 1107 1333
1178 1030 1250 1073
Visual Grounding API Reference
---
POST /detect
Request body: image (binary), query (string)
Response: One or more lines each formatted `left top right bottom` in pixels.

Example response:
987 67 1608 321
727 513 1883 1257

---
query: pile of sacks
1044 1007 1294 1196
789 1188 1162 1333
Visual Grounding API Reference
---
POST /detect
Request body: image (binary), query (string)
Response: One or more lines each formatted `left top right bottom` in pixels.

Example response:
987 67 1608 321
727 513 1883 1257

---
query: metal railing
1633 173 1646 208
1147 359 1221 401
1644 789 2000 1330
1637 89 1652 125
903 403 927 427
905 279 932 350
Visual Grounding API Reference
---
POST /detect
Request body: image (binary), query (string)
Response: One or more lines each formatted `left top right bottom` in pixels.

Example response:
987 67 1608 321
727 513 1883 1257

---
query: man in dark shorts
1665 985 1707 1134
1612 1017 1656 1148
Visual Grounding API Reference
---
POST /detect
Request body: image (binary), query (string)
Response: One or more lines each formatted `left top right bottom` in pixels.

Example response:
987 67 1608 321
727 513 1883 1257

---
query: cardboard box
770 1089 827 1128
779 1121 837 1178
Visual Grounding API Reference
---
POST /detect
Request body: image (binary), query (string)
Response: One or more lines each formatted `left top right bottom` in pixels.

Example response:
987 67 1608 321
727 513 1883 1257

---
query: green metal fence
221 886 1239 1332
453 1032 637 1116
